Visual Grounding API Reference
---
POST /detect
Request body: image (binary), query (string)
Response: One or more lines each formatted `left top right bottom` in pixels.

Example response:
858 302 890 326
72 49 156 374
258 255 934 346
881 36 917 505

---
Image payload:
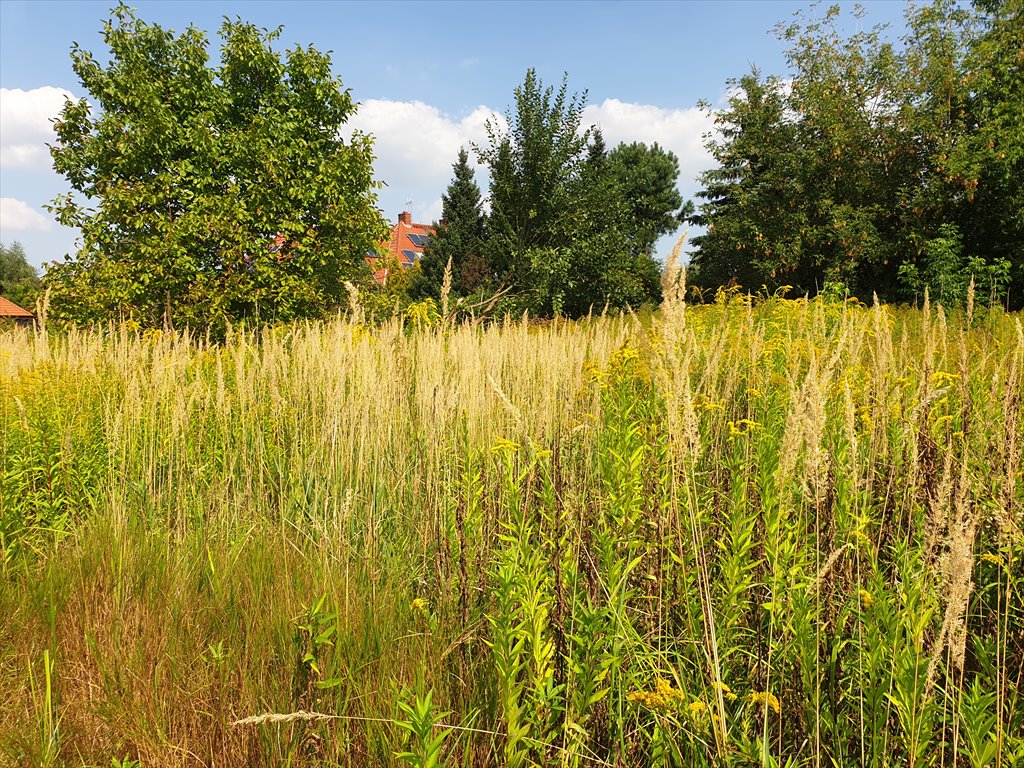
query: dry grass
1 294 1022 766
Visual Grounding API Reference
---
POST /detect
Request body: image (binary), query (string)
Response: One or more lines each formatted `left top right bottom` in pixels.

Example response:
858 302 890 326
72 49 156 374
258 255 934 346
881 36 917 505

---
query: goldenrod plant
1 271 1021 765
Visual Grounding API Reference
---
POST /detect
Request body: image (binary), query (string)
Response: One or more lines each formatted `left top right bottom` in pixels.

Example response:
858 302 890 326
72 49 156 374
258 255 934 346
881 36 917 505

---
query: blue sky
0 0 912 270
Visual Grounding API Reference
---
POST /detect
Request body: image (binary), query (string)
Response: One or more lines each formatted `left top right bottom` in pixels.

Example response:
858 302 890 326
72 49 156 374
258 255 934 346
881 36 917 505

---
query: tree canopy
0 242 42 311
45 4 388 330
688 0 1023 307
411 69 685 318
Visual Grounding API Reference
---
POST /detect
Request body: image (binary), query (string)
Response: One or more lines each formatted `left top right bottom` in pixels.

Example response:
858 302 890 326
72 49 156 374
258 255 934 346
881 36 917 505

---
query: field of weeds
1 286 1022 766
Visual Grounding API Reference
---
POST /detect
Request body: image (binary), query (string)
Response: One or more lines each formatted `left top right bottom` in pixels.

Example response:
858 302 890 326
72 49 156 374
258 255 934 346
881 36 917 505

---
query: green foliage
413 148 487 300
898 222 1012 306
689 0 1024 306
472 72 681 317
293 593 343 710
479 68 590 277
44 3 388 331
1 304 1022 764
395 688 451 768
0 242 41 312
689 70 806 291
409 73 687 319
1 365 107 569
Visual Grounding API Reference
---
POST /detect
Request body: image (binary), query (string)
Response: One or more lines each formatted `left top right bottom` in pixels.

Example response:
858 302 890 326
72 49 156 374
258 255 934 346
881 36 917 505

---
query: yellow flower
858 589 873 609
727 419 761 439
695 397 725 412
981 553 1004 567
687 699 708 717
712 681 738 701
627 690 667 709
609 345 641 369
748 691 781 714
411 598 429 614
628 678 685 709
582 362 607 384
491 437 521 456
655 678 685 702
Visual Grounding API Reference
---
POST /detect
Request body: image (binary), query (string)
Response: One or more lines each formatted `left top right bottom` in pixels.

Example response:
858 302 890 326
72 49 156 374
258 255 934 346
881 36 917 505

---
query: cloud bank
343 100 503 223
0 86 74 168
346 97 716 226
583 99 715 191
0 198 52 231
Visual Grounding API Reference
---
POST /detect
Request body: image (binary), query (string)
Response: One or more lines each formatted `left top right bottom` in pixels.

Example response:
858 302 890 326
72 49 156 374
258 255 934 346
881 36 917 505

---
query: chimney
398 211 412 226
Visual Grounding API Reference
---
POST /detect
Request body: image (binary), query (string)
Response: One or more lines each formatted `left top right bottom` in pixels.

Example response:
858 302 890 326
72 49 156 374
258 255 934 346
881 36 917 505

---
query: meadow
1 273 1022 766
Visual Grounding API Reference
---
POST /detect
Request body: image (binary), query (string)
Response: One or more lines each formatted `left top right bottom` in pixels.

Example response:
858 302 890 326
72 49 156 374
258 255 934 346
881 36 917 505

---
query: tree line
409 69 686 318
22 0 1023 329
688 0 1022 308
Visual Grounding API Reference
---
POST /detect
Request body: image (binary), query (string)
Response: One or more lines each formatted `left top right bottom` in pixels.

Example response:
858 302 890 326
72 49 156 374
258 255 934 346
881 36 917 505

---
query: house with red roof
0 296 34 326
367 211 435 285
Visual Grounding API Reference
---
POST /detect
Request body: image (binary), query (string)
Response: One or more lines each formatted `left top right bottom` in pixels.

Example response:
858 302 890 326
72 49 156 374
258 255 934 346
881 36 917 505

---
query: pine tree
413 147 487 299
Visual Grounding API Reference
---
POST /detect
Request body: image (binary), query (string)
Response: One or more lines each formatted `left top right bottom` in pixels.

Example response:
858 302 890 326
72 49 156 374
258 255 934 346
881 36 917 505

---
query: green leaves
46 4 388 331
395 689 451 768
465 70 680 317
689 1 1024 306
0 241 41 311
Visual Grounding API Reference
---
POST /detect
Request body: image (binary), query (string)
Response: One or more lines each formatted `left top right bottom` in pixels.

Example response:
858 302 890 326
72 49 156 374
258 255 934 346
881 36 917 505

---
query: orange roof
0 296 33 319
366 211 436 284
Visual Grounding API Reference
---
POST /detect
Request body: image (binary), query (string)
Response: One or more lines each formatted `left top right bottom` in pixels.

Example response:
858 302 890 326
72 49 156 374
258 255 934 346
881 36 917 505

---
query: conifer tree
413 148 488 299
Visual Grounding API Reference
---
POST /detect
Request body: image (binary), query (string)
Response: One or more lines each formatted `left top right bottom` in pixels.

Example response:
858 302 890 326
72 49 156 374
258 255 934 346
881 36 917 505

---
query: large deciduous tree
46 4 388 329
688 0 1022 306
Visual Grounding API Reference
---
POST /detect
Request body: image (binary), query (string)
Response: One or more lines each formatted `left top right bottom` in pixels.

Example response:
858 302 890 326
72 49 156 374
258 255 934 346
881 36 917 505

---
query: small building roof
0 296 33 319
386 210 435 268
366 211 436 284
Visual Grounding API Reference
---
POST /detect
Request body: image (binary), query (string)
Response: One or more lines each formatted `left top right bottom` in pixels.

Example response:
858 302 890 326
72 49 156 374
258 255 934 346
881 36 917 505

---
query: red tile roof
367 211 436 284
0 296 33 319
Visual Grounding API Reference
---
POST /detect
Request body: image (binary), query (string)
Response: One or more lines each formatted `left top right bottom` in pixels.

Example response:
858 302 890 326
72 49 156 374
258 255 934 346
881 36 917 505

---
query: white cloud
345 100 502 187
344 97 717 233
0 86 75 168
582 99 717 190
0 198 52 231
342 99 507 224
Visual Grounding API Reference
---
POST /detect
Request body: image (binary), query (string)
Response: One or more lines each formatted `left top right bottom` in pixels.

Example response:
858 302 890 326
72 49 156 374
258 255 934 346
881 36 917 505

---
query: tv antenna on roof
404 198 414 211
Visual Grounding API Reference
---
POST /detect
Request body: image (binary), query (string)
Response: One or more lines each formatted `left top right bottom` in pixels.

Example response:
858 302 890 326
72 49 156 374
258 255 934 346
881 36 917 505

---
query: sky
0 0 913 271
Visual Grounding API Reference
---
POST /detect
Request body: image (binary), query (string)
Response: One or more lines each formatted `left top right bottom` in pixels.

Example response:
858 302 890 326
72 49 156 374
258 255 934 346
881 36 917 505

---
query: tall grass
1 291 1021 766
